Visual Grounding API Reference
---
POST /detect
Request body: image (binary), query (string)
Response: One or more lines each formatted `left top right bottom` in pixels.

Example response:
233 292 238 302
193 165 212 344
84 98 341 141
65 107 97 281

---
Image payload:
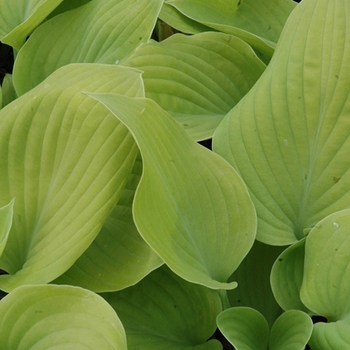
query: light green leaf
0 284 127 349
228 240 284 327
270 239 309 312
300 209 350 349
309 317 350 350
0 0 64 50
88 93 257 290
123 32 265 141
159 2 214 35
165 0 296 62
0 64 143 292
301 209 350 320
54 154 163 292
217 308 312 350
269 310 312 350
1 74 17 108
213 0 350 245
0 199 14 258
102 265 222 350
217 307 269 350
13 0 163 95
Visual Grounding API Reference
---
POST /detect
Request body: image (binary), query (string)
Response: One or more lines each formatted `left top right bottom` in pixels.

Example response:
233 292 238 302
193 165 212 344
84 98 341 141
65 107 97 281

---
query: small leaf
102 265 222 350
270 238 309 312
228 240 284 326
269 310 312 350
0 199 14 258
0 0 64 50
13 0 164 95
217 307 269 350
89 93 257 290
124 32 265 140
0 284 127 349
0 64 143 291
213 0 350 245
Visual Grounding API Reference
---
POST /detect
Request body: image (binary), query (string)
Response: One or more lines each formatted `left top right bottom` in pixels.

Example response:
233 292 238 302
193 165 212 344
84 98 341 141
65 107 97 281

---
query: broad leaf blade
0 0 64 49
0 199 14 257
89 93 257 290
0 64 143 291
13 0 163 95
217 307 269 350
102 265 222 350
0 284 127 349
124 32 265 141
54 154 163 292
269 310 312 350
213 0 350 245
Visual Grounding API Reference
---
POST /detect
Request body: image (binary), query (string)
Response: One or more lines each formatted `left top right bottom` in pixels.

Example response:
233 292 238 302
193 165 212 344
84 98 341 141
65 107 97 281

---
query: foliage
0 0 349 348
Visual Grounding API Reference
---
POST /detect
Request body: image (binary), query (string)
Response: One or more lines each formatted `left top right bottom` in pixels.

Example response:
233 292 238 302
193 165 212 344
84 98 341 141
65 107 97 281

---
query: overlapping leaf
0 284 127 349
0 199 14 258
164 0 296 62
228 240 284 326
0 64 143 292
102 265 222 350
123 32 266 140
300 209 350 348
89 93 257 290
213 0 350 245
54 154 163 292
217 307 312 350
13 0 163 95
0 0 64 50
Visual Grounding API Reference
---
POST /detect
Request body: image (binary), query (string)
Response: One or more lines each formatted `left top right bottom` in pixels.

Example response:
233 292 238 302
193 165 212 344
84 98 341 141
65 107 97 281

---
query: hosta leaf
0 284 127 349
217 307 269 350
270 238 309 312
0 199 14 258
54 154 163 292
300 209 350 319
0 64 143 292
101 265 222 350
165 0 296 62
309 317 350 350
213 0 350 245
1 74 17 108
89 93 257 290
159 2 214 35
123 32 265 141
0 0 64 50
13 0 163 95
300 209 350 349
228 240 284 326
269 310 312 350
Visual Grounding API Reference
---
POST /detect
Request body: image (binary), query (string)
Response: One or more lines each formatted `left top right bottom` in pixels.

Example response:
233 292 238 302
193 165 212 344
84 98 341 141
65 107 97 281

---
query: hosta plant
0 0 350 349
